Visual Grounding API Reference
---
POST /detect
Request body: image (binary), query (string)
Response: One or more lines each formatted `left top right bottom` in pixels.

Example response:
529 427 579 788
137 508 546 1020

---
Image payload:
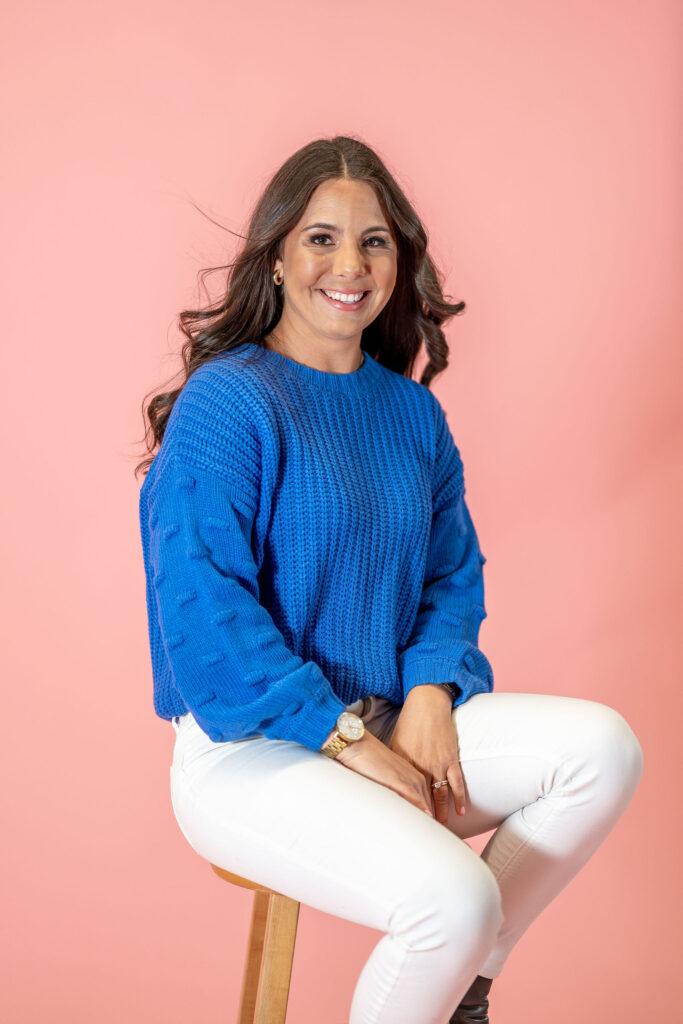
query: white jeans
169 691 643 1024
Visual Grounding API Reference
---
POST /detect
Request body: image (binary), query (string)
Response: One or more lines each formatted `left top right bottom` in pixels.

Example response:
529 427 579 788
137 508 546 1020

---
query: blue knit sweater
138 342 494 751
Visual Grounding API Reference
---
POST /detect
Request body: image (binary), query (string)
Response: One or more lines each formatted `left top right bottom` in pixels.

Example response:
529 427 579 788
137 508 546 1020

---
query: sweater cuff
401 651 493 706
272 684 348 751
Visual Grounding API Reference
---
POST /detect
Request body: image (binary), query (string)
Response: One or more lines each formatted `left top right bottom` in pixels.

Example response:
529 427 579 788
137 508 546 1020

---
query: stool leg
239 889 300 1024
238 890 270 1024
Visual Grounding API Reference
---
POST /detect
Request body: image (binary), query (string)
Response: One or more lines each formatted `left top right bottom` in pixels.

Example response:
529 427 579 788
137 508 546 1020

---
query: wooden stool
210 864 301 1024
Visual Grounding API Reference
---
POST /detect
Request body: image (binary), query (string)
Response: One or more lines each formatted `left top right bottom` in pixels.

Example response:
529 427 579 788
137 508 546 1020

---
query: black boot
449 973 493 1024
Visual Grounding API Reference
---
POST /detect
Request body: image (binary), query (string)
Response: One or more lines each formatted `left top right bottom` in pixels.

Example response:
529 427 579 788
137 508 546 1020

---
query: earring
273 268 283 285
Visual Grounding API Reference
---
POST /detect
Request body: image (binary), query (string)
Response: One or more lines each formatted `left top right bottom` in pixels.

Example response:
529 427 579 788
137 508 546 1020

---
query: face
272 178 398 349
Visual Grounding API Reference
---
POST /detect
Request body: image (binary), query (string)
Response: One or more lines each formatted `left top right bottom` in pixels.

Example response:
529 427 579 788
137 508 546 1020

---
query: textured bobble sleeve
142 366 347 749
398 395 494 706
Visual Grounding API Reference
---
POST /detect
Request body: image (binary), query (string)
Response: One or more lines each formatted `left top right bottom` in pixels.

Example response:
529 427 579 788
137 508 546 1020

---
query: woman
136 135 643 1024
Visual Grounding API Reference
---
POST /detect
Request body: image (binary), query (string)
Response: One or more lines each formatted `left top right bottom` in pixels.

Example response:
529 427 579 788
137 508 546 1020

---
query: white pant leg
169 697 503 1024
377 691 644 980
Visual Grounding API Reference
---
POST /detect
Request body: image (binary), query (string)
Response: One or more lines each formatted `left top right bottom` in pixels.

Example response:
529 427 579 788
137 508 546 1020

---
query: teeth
322 290 365 303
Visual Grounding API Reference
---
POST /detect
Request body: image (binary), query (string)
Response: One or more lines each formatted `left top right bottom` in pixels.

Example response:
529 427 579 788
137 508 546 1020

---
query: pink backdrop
2 1 680 1021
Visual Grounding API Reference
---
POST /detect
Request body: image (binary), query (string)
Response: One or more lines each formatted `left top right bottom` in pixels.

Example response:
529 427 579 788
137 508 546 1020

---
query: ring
431 779 449 789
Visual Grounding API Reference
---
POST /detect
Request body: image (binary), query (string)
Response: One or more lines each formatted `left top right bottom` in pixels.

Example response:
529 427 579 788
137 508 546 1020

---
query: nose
332 237 366 277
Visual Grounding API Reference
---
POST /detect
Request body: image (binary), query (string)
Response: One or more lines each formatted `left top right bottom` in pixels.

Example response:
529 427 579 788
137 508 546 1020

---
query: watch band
320 732 350 758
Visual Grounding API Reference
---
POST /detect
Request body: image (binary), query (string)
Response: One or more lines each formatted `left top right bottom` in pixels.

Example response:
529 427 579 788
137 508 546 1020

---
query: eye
307 234 389 248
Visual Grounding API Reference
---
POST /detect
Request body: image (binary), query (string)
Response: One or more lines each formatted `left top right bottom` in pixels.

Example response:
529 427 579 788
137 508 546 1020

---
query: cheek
376 259 397 291
293 254 324 288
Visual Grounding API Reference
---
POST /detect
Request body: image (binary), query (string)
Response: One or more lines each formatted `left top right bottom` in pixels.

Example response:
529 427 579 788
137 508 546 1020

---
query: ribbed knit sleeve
398 394 495 706
142 366 347 750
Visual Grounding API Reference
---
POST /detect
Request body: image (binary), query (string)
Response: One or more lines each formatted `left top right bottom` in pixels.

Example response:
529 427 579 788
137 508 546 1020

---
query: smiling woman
135 135 643 1024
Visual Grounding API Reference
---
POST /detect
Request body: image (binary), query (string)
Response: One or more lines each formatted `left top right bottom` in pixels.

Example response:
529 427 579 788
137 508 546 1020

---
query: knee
575 701 644 795
448 859 504 944
395 853 503 953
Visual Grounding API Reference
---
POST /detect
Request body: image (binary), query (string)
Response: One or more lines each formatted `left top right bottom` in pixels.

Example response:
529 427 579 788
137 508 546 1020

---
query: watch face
337 711 365 741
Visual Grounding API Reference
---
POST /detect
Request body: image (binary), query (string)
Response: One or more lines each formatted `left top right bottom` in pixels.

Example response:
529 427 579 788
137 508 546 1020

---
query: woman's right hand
333 731 435 817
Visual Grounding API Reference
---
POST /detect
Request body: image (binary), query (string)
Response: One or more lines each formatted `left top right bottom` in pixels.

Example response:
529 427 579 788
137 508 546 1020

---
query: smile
318 289 371 311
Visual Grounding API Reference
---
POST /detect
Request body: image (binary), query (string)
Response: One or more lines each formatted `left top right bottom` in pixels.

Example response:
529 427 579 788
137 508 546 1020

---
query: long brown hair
134 134 466 479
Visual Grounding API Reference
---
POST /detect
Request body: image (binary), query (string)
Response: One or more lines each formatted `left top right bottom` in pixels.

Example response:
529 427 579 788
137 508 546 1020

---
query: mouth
317 289 372 311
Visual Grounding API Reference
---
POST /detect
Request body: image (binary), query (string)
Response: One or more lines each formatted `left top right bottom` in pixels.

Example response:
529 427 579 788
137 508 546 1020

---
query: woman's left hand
388 685 467 826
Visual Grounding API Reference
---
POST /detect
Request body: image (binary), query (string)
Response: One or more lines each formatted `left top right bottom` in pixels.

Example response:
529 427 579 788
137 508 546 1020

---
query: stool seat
210 863 301 1024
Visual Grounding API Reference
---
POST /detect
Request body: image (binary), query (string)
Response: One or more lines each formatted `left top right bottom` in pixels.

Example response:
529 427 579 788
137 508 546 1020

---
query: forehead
300 178 389 224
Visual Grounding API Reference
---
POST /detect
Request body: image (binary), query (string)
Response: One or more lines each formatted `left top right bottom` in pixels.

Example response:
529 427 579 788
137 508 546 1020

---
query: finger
416 775 434 816
448 763 467 816
430 776 450 827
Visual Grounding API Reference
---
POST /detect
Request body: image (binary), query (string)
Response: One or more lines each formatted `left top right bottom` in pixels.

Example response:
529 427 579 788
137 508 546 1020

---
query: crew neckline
244 342 382 395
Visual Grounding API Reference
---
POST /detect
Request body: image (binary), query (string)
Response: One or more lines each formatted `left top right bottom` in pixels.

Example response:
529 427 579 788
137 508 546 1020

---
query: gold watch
320 711 366 758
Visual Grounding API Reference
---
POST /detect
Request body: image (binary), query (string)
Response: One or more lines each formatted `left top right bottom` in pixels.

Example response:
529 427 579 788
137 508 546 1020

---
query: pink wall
2 1 680 1021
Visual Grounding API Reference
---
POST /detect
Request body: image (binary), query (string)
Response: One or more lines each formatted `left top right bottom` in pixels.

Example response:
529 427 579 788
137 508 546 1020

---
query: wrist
406 682 453 696
405 683 455 706
320 726 338 750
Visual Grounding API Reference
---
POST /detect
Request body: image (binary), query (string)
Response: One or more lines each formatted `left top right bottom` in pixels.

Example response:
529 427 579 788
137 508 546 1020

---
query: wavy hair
134 134 466 478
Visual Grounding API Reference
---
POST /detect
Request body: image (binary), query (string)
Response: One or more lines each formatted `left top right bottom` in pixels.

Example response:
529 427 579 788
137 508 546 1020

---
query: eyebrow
300 222 392 234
